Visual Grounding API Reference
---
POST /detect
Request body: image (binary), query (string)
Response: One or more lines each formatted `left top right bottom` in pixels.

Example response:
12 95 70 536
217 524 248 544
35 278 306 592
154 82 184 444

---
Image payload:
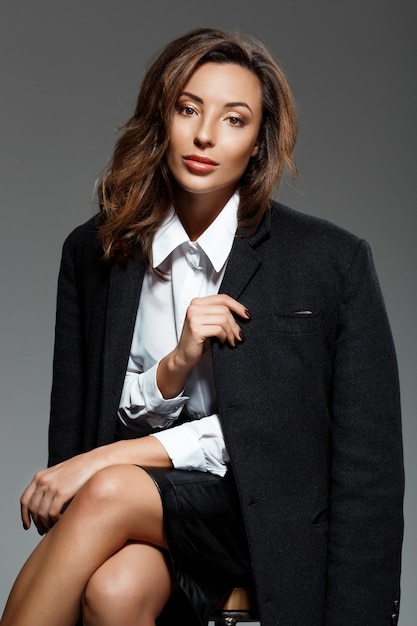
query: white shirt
117 193 239 477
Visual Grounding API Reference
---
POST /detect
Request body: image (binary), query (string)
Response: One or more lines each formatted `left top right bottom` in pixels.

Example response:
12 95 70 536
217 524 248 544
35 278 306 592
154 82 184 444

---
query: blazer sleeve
48 233 86 466
325 239 404 625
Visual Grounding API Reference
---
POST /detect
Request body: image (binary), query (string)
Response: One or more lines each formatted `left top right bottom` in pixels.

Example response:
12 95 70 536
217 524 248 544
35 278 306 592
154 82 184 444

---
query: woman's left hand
20 450 105 535
20 436 171 535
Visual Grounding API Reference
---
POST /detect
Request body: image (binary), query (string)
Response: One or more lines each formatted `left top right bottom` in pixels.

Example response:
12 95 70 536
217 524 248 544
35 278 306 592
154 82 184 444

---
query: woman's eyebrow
225 101 254 114
180 91 203 103
179 91 254 114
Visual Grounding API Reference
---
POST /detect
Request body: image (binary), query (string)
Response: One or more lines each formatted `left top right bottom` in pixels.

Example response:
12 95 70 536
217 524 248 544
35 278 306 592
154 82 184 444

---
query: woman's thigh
71 464 168 549
82 540 176 625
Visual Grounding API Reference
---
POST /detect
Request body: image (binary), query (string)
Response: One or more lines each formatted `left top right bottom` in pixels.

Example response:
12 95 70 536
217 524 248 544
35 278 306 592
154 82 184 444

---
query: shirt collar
152 192 239 272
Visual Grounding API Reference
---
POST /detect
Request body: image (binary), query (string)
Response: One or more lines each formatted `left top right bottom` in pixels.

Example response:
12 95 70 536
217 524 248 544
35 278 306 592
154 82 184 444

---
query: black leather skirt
143 467 252 625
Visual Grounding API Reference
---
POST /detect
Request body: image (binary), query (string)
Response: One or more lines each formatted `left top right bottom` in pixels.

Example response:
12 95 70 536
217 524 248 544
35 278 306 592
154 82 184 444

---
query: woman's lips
183 154 219 173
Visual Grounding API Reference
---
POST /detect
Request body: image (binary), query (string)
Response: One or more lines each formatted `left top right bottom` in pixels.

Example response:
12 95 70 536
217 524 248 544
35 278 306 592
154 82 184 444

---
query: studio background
1 1 415 623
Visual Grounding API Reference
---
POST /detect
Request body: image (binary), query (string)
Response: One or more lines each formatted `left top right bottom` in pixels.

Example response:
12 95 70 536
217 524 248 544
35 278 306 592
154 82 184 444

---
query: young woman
1 27 404 626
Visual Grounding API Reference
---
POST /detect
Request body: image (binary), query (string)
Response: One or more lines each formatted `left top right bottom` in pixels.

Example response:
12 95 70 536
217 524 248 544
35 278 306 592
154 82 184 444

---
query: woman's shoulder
58 213 108 276
62 213 101 248
59 213 106 261
270 200 361 242
265 201 377 285
269 200 364 257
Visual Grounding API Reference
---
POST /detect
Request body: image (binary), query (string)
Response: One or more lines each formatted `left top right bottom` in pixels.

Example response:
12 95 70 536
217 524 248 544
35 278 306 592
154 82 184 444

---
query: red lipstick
183 154 219 173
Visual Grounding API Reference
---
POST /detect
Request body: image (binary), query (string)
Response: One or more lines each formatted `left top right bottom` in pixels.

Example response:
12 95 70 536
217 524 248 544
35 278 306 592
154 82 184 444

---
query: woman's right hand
157 294 250 399
177 293 249 366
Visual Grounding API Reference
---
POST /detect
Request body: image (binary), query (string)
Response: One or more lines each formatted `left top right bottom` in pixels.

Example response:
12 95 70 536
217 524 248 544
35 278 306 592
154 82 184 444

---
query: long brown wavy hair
97 27 297 264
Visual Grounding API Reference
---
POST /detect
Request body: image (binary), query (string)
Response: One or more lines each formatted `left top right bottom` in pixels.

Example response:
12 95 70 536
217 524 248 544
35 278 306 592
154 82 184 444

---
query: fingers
173 294 250 372
182 294 250 357
190 294 251 323
20 481 34 531
20 468 65 535
186 309 239 347
19 451 106 534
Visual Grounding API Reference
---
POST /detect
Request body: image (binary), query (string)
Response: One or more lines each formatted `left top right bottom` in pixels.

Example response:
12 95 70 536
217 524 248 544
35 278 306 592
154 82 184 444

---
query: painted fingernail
239 330 245 343
244 309 252 319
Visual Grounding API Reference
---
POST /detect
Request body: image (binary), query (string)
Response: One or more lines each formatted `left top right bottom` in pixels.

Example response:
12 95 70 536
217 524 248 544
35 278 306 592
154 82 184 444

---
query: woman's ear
251 143 259 157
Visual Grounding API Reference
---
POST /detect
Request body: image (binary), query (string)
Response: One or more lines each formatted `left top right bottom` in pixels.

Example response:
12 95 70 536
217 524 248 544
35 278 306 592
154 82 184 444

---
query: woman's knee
71 464 167 548
75 465 152 521
81 544 173 625
82 565 138 621
80 465 131 506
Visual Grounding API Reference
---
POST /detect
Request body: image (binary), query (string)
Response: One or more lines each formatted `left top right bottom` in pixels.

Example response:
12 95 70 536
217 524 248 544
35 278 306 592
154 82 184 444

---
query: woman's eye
178 105 196 116
228 116 244 126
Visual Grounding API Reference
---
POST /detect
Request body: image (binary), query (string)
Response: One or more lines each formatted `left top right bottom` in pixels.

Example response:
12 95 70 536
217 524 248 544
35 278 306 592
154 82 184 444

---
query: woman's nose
194 118 215 148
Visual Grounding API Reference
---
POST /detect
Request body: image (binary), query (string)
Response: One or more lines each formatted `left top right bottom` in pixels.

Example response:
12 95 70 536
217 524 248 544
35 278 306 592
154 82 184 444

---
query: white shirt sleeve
151 414 230 477
119 360 188 419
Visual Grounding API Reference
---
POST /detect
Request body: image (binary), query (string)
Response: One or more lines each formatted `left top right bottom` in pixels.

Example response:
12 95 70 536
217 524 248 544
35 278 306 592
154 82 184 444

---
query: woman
1 27 404 626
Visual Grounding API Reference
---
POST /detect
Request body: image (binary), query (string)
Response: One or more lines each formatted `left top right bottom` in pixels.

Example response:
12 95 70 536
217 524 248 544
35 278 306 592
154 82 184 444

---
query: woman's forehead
180 62 262 109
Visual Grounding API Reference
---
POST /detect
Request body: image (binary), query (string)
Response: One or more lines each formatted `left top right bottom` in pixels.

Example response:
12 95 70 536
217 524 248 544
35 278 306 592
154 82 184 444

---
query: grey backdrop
1 1 415 623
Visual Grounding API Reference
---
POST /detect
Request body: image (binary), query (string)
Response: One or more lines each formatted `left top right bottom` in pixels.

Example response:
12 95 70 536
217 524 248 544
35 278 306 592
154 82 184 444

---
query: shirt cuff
151 415 229 477
141 362 188 417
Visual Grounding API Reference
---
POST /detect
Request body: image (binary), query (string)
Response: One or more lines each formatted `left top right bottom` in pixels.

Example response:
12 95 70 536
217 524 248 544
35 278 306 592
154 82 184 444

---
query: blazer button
391 598 400 625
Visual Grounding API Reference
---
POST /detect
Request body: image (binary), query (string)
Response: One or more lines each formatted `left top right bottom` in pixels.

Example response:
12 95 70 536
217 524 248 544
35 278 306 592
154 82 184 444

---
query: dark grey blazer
48 201 404 626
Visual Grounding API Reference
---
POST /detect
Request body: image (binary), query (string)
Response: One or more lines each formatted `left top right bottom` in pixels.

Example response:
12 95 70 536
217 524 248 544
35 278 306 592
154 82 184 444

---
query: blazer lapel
219 212 271 299
99 257 145 444
213 213 271 395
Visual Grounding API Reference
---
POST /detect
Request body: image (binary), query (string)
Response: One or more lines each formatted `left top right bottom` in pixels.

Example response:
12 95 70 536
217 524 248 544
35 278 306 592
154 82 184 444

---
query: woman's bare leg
82 540 176 626
0 465 167 626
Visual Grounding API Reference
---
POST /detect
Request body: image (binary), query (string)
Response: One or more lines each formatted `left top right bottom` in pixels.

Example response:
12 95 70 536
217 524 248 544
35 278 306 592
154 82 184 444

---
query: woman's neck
173 186 235 241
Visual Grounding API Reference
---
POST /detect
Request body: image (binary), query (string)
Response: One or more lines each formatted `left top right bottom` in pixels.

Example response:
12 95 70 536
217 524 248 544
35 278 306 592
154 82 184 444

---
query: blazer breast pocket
269 310 322 334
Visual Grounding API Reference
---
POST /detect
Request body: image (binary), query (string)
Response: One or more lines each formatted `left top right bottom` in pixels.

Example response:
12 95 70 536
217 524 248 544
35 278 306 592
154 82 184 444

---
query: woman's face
166 62 262 203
